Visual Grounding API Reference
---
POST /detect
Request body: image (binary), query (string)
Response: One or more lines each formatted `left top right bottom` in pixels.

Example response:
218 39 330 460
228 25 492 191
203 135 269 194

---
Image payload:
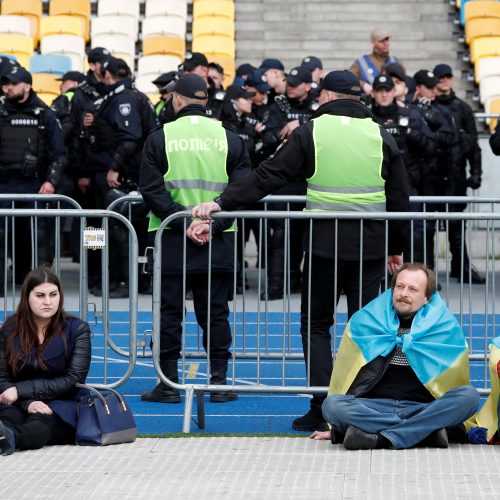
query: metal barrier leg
182 386 195 433
195 390 206 430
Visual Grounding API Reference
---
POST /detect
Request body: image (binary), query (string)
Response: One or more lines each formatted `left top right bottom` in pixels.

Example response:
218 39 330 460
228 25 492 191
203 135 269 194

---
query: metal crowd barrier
0 208 138 390
151 209 500 432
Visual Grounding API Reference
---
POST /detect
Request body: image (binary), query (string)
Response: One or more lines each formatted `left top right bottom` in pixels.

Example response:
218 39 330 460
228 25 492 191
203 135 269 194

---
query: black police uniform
435 90 484 282
91 77 159 295
206 85 226 119
0 91 66 283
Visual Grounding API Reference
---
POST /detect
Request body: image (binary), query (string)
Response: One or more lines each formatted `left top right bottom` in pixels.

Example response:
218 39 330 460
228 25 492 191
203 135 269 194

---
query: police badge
119 103 131 116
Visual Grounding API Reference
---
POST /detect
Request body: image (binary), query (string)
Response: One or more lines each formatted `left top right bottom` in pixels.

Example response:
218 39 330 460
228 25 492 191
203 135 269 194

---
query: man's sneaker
0 421 15 455
292 410 329 432
141 383 181 403
419 428 449 448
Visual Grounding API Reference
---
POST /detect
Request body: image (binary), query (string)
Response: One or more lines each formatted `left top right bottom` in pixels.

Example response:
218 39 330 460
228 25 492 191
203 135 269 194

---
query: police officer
349 26 402 95
139 74 251 403
51 71 85 136
152 71 178 125
92 57 158 297
259 58 286 105
491 121 500 155
192 70 409 431
0 66 66 283
370 74 436 265
232 62 257 87
208 62 225 90
434 63 485 284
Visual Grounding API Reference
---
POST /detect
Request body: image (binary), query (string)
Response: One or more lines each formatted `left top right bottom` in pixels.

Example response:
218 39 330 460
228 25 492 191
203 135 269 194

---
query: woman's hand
0 387 18 404
27 401 53 415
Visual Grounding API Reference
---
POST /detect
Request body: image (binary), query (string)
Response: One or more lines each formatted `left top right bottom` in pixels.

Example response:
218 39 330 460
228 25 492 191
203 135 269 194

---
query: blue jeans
322 386 480 449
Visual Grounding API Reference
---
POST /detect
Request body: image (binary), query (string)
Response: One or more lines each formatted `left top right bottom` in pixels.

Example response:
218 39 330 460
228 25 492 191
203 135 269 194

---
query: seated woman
0 266 91 455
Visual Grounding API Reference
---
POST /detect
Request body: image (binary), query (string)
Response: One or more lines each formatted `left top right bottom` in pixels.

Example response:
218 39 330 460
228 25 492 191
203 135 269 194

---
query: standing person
260 58 287 104
139 74 251 403
0 267 91 455
314 263 479 449
152 71 178 125
491 121 500 155
349 27 401 95
433 63 485 284
191 70 410 431
51 71 85 137
0 67 67 285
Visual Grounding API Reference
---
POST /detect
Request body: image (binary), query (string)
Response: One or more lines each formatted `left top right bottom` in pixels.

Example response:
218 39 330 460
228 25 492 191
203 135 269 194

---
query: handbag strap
75 383 128 414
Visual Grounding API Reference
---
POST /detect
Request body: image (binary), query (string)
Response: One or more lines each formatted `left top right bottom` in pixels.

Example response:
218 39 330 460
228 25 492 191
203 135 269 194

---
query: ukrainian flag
328 289 470 398
469 337 500 443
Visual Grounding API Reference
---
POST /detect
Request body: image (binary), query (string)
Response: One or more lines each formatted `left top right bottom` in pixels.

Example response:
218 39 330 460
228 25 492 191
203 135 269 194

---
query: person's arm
0 332 15 396
490 122 500 156
460 102 482 189
15 321 91 402
407 108 436 158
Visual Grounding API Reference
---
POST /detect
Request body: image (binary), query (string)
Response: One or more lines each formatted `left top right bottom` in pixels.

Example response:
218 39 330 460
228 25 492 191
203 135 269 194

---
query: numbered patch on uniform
119 103 131 116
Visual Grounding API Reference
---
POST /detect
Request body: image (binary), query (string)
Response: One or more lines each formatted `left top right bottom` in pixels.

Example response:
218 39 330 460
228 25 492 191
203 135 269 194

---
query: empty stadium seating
1 0 42 43
143 35 185 59
145 0 187 22
40 15 86 39
30 53 72 75
91 16 138 41
476 56 500 82
480 74 500 103
193 1 235 21
49 0 91 42
470 35 500 64
192 34 235 59
97 0 140 23
142 16 186 39
488 96 500 131
466 17 500 45
0 33 33 67
91 34 136 67
32 72 59 95
0 15 32 41
41 34 85 72
137 54 182 75
192 16 234 39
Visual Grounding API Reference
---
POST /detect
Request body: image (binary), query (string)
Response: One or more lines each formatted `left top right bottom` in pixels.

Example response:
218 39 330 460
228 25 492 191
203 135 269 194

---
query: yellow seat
0 34 33 67
193 1 235 21
40 15 85 39
142 35 186 59
192 34 235 59
488 97 500 132
1 0 42 43
147 92 161 106
466 17 500 44
32 72 60 94
192 16 234 39
465 1 500 24
49 0 91 42
471 36 500 64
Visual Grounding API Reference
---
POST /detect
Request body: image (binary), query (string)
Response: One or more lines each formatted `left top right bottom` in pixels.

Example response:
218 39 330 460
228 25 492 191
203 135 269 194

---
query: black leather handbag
75 384 137 446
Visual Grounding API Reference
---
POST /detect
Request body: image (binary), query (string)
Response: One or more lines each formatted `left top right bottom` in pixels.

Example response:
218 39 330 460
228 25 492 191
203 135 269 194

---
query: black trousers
300 255 385 415
160 272 233 360
0 406 75 450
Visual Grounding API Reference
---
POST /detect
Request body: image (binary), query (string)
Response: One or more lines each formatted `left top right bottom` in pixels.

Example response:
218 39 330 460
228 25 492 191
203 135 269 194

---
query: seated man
313 262 480 450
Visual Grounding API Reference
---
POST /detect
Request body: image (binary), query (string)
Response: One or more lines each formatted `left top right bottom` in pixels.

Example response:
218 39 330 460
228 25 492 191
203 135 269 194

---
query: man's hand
38 181 55 194
0 387 18 405
362 82 373 95
27 401 53 415
310 430 331 440
387 255 403 275
279 120 300 140
83 112 94 128
106 169 121 188
192 201 221 221
78 177 91 194
187 220 211 245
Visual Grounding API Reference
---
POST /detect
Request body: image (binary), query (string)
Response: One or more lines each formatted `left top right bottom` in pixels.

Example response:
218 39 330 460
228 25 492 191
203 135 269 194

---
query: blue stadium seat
30 54 72 75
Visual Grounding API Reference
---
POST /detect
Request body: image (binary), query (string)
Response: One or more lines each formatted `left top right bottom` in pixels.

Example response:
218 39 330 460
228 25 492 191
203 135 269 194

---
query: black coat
139 104 252 274
490 121 500 156
0 316 91 426
218 99 410 261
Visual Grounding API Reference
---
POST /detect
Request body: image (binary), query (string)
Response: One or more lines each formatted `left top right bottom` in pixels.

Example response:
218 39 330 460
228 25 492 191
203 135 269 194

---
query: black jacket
0 316 91 412
139 104 252 273
219 99 410 260
491 121 500 156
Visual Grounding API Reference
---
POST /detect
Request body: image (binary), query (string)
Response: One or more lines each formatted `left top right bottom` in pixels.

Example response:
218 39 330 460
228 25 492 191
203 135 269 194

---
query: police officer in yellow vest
192 70 410 430
139 73 251 403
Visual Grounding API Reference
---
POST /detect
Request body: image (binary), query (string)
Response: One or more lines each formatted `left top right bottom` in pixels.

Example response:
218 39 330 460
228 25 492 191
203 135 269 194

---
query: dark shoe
141 383 181 403
209 359 238 403
260 287 283 301
292 409 329 432
0 421 15 455
290 274 302 294
343 426 381 450
419 428 449 448
109 282 129 299
451 267 485 284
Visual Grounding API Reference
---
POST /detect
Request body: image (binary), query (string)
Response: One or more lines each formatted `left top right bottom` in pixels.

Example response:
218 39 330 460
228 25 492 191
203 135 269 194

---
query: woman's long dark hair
4 266 66 375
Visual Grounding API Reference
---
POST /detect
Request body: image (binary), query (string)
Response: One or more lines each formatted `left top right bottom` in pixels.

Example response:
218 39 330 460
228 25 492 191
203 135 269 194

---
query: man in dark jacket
434 63 485 284
491 121 500 155
139 74 251 404
191 70 410 431
317 262 479 450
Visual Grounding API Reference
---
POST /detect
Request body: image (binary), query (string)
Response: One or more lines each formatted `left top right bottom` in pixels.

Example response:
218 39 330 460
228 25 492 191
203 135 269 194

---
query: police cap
320 70 361 96
152 71 178 91
383 62 406 82
88 47 111 64
433 64 453 79
236 63 257 77
245 69 271 93
225 85 256 100
301 56 323 71
102 57 131 78
260 58 285 71
181 52 209 71
56 71 85 83
413 70 438 89
0 56 20 78
174 73 208 100
1 66 32 85
286 66 312 86
372 74 395 91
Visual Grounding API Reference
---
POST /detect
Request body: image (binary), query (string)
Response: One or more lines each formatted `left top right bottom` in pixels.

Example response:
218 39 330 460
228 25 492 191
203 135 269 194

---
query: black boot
141 360 181 403
209 359 238 402
292 407 328 432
